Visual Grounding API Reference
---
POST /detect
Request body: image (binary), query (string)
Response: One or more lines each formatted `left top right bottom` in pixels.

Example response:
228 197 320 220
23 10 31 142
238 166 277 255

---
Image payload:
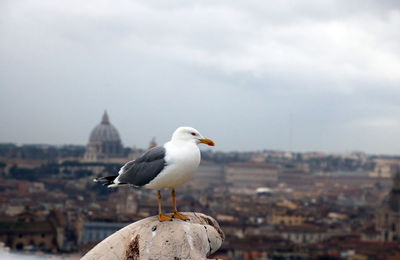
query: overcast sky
1 0 400 154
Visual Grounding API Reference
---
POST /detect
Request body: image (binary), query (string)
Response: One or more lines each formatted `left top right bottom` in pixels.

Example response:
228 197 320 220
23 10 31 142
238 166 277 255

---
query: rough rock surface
81 212 224 260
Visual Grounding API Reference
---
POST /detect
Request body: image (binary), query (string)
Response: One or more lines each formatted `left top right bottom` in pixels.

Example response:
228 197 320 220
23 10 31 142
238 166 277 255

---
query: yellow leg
158 190 172 222
171 189 189 221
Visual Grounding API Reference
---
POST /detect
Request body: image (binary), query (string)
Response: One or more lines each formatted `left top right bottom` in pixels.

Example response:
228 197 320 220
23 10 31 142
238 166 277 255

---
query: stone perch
82 212 224 260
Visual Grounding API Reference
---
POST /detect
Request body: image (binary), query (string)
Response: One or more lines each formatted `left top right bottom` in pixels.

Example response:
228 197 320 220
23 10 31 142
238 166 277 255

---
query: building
272 210 314 226
148 137 157 149
0 211 64 252
278 168 311 187
190 162 225 188
375 168 400 242
84 111 124 161
369 159 397 178
81 222 129 244
225 162 278 189
278 225 332 244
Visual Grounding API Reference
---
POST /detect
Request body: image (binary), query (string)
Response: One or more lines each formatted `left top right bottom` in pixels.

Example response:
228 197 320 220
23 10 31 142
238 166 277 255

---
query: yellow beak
199 138 215 146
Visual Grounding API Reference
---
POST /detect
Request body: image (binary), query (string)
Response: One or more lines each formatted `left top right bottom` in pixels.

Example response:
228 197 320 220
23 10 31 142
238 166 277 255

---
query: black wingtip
93 175 118 186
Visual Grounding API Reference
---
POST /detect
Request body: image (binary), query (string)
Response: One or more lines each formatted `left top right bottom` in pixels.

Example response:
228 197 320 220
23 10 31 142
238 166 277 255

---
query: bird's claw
158 213 173 222
173 211 190 221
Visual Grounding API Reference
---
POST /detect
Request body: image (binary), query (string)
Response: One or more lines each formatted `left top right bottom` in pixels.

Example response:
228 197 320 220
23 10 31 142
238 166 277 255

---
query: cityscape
0 111 399 259
2 1 400 259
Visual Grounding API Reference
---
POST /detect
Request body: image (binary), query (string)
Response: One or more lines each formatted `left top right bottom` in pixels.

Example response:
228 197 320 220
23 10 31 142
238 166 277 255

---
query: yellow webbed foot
158 213 173 222
173 211 190 221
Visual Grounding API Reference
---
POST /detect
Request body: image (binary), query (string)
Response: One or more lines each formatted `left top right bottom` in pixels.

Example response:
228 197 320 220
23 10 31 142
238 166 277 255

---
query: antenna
289 113 293 152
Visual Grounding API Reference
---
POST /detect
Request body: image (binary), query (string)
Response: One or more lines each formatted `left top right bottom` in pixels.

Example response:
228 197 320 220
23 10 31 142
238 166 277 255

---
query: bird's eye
191 132 196 136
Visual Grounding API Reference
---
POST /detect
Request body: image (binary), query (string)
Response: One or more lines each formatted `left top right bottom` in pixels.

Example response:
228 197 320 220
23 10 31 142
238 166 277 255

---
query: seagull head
171 126 215 146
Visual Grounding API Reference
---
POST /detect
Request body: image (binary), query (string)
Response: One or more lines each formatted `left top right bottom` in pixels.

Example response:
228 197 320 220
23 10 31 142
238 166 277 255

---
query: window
16 243 24 250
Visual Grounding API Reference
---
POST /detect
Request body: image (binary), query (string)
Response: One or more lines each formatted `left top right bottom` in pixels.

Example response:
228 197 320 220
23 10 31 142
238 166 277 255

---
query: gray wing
117 146 167 186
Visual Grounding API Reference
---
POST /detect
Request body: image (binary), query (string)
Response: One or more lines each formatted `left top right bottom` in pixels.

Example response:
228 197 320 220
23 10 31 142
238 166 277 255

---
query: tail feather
107 183 128 188
93 175 126 188
93 175 118 186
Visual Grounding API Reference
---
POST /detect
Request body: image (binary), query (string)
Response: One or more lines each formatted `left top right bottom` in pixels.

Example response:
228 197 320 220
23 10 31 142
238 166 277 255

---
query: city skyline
1 109 398 157
1 1 400 154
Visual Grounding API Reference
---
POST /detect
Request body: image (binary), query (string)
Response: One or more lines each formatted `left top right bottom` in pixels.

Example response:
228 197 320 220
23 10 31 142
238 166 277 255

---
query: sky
1 0 400 154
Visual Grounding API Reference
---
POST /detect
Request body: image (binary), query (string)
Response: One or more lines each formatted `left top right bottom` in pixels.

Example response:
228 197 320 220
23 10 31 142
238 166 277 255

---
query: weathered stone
81 212 224 260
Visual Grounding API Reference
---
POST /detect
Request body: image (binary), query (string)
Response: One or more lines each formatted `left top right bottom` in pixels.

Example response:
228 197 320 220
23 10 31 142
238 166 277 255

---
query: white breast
143 141 201 189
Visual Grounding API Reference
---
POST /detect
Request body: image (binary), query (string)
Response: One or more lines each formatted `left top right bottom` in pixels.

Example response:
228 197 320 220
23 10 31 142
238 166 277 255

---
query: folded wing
117 146 167 187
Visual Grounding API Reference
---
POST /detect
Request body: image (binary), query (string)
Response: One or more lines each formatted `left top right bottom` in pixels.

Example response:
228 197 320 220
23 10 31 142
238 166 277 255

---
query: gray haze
1 0 400 154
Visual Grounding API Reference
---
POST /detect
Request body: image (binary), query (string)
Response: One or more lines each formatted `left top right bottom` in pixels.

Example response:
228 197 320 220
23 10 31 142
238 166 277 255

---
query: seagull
94 126 215 222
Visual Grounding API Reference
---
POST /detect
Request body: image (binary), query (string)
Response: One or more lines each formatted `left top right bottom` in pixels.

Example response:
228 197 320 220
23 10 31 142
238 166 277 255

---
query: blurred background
1 0 400 259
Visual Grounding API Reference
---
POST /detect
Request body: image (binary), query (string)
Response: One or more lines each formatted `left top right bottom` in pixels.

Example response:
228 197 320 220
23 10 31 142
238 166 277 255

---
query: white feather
143 139 201 189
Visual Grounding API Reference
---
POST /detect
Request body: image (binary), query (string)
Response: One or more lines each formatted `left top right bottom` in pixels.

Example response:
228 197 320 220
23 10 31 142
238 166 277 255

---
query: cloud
0 0 400 154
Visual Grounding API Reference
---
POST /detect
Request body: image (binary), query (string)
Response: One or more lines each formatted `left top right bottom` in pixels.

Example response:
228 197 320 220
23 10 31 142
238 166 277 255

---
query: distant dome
89 111 121 142
84 111 124 161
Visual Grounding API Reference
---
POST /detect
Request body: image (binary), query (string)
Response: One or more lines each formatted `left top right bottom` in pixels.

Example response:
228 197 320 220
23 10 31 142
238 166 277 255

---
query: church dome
89 111 122 143
84 111 124 161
